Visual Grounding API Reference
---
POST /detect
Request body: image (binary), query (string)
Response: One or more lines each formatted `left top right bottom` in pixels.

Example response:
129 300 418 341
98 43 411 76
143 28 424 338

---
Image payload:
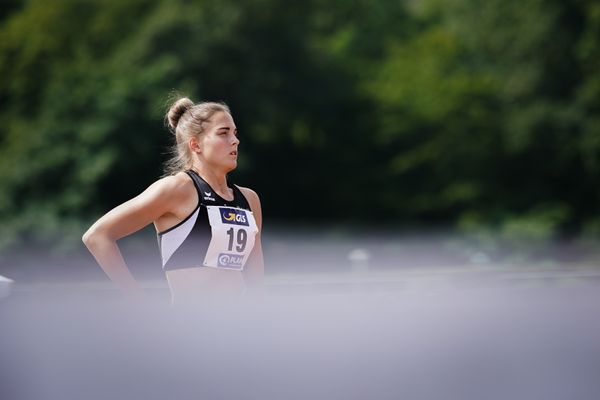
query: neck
191 164 230 193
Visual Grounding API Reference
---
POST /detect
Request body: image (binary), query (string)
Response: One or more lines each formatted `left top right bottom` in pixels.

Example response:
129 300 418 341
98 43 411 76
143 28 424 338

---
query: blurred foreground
2 282 600 400
1 230 600 400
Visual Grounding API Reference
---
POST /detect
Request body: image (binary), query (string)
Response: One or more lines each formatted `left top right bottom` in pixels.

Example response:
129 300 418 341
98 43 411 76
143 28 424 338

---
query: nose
231 134 240 146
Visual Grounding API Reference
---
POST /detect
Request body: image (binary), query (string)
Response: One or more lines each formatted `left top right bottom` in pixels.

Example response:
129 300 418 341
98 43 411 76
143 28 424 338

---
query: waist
165 266 245 302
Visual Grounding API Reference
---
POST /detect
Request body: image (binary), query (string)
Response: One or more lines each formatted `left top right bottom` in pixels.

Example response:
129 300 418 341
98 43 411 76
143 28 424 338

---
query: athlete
82 98 264 303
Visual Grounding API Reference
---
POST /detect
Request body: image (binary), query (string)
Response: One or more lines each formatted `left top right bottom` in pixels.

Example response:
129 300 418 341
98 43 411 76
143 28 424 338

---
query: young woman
82 98 264 303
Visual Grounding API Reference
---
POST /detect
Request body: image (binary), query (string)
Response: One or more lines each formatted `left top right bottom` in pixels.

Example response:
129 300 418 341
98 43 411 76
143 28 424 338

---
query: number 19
226 228 247 252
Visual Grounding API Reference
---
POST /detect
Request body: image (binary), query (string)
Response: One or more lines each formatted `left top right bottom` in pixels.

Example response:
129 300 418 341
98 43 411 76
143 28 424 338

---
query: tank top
157 170 258 271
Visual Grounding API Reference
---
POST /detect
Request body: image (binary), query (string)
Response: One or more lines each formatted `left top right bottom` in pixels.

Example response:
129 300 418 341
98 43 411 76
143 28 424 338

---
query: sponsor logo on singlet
220 208 249 226
218 253 244 269
203 191 216 201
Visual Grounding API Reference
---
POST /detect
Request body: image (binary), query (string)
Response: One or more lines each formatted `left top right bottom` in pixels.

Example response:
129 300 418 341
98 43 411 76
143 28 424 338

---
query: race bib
203 206 258 270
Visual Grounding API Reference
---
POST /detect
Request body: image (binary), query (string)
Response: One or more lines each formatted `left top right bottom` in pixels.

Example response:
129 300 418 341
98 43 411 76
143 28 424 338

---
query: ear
189 136 203 154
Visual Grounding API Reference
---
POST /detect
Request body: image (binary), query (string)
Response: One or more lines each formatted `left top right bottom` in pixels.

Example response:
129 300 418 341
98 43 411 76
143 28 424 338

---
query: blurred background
0 0 600 289
2 2 600 399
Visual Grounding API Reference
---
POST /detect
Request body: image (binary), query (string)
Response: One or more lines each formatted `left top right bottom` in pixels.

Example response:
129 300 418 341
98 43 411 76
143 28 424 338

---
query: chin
224 162 237 173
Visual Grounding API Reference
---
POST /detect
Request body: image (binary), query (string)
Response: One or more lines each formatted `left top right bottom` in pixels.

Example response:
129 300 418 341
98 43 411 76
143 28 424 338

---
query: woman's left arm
239 187 264 292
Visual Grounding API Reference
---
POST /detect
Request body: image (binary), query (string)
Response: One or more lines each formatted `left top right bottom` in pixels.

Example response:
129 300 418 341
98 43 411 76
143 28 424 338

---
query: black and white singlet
157 170 258 271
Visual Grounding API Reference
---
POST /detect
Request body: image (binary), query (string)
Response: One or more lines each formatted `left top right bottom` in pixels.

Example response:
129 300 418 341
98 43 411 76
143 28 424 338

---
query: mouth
230 150 238 156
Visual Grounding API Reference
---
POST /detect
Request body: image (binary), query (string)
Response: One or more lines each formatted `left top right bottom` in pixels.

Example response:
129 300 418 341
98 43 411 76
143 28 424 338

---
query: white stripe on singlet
159 207 200 267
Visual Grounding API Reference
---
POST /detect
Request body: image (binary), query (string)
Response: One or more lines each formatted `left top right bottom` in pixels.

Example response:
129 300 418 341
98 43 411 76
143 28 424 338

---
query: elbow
82 226 106 250
83 224 117 252
82 228 95 249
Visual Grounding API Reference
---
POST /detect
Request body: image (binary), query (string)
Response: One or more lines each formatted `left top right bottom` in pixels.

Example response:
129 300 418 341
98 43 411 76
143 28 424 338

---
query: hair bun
167 97 195 132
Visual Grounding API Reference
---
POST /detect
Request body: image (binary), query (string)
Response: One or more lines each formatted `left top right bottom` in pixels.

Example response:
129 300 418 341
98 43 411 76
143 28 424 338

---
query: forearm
83 233 144 296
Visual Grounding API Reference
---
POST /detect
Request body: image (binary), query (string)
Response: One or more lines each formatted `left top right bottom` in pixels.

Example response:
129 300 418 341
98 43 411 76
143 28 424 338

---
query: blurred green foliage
0 0 599 251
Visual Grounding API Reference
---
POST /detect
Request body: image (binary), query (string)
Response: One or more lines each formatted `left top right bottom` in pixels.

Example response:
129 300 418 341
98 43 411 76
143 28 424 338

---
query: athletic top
157 170 258 271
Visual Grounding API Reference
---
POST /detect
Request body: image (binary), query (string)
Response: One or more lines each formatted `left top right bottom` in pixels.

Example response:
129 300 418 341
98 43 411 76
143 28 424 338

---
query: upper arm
238 186 262 231
85 176 189 241
238 186 264 281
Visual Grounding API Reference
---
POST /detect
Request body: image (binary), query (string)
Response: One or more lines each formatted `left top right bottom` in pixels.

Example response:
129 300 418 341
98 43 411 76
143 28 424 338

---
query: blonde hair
163 96 231 176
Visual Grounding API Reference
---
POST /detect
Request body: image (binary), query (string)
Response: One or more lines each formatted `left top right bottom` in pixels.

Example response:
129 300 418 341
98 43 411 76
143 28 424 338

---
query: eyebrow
217 127 238 133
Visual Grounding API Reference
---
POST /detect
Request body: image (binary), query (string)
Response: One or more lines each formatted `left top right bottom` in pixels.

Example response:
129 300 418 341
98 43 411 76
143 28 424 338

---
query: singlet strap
185 170 250 209
185 170 214 207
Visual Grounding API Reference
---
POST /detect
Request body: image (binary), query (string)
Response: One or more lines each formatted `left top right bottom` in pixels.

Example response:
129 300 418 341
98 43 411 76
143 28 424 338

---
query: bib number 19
226 227 247 252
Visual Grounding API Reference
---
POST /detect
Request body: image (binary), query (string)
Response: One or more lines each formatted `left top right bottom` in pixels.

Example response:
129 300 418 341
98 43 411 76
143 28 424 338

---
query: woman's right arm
82 176 186 297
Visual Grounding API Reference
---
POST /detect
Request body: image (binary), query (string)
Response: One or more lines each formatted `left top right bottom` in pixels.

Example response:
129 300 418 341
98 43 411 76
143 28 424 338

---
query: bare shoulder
150 172 196 201
237 186 261 208
237 186 262 229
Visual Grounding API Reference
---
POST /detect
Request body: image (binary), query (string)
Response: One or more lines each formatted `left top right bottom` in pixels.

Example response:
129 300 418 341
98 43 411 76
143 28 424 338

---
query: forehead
209 111 236 128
